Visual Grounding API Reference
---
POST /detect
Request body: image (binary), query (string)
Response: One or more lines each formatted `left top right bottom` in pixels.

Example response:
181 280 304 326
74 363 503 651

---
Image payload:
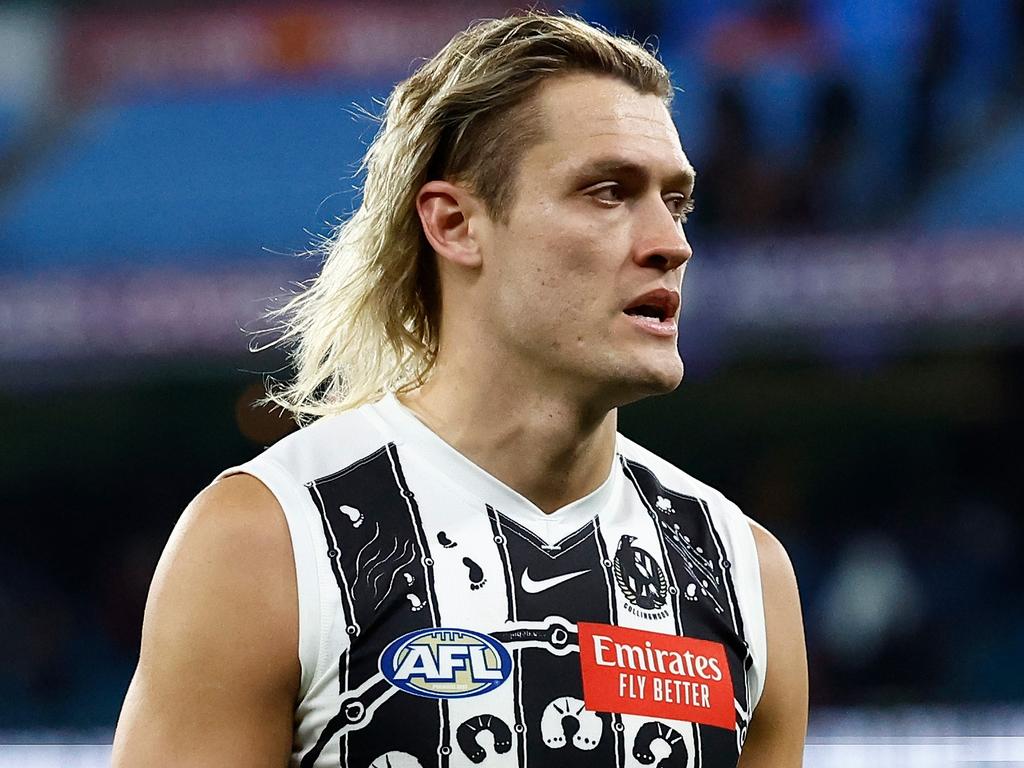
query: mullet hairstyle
261 11 673 424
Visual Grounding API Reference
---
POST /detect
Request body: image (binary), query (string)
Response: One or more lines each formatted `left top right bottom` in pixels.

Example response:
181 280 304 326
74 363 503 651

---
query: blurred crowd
1 0 1023 731
3 0 1024 256
603 0 1024 234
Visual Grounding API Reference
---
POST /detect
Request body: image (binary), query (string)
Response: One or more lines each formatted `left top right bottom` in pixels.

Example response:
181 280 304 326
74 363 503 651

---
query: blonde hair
261 11 673 424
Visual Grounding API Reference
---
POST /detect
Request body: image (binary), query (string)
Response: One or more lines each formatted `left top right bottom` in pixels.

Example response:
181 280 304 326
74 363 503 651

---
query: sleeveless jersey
216 394 766 768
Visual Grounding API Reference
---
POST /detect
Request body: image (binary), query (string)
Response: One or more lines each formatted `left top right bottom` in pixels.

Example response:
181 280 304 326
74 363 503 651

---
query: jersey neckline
369 392 624 534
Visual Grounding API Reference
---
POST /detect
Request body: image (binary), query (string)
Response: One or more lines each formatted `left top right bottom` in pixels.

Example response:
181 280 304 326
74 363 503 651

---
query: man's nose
632 203 693 272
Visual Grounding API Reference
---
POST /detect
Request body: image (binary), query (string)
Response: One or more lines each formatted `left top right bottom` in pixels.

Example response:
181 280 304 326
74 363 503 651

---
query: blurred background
1 0 1022 765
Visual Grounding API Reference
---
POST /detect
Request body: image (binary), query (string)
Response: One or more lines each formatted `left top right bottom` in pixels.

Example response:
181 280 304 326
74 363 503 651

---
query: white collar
369 392 623 534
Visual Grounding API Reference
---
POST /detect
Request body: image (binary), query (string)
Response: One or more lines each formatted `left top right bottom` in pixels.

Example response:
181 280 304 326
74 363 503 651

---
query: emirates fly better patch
577 622 735 729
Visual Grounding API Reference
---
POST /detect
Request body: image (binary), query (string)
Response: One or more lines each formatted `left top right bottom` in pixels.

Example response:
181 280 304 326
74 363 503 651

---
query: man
113 12 807 768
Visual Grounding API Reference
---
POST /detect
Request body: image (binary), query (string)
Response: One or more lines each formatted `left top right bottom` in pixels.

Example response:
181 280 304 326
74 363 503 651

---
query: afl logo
380 628 512 699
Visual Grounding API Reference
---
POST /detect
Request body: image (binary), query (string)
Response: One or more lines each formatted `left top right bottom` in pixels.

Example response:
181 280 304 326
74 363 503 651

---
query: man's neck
397 376 618 515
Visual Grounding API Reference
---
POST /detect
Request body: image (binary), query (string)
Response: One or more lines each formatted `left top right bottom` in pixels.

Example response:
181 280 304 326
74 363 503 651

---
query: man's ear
416 180 484 269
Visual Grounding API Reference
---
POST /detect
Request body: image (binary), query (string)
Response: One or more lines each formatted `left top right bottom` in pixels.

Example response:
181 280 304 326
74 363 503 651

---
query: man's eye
589 183 625 203
665 195 695 223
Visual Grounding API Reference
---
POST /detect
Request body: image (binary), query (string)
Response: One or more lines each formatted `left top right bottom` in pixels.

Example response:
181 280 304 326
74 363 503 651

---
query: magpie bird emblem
613 535 668 613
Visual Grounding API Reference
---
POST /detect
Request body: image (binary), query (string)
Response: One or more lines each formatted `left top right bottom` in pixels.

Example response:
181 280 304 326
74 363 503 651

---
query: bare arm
737 520 809 768
112 474 301 768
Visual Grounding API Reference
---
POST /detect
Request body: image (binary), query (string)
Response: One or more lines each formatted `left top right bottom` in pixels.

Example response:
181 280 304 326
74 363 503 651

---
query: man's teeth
626 305 664 320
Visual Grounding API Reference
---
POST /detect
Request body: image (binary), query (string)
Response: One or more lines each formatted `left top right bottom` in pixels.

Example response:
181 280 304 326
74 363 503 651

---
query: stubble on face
477 73 695 408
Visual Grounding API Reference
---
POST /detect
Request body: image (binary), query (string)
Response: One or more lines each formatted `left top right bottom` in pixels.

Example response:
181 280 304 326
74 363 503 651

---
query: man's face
479 73 695 406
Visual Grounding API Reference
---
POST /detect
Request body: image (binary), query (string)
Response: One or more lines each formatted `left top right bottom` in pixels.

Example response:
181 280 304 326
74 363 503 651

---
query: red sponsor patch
578 622 734 730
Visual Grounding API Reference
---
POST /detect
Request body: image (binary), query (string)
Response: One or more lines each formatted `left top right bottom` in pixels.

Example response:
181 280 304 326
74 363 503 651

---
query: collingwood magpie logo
379 628 512 699
613 535 669 619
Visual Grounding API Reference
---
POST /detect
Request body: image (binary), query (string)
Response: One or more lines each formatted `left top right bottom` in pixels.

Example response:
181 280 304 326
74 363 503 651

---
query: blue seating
913 119 1024 231
0 83 385 270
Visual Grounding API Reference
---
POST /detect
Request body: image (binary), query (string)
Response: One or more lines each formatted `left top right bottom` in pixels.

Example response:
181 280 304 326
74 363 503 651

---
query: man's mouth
624 304 669 321
622 288 680 338
623 289 680 323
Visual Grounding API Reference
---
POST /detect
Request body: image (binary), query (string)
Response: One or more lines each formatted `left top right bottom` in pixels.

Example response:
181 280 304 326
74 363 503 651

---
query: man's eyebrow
572 157 696 192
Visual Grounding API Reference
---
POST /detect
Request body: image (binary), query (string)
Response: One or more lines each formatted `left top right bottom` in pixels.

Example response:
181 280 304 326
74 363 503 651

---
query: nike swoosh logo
521 567 590 594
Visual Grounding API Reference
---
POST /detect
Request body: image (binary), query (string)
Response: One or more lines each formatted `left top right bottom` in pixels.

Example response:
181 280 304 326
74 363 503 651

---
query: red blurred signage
63 1 510 95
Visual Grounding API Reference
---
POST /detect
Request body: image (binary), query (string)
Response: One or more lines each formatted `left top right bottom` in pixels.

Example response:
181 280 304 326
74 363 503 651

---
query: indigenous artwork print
301 445 754 768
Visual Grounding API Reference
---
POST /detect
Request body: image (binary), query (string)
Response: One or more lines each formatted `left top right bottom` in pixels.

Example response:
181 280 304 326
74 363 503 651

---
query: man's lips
624 312 677 337
622 288 680 338
622 288 680 322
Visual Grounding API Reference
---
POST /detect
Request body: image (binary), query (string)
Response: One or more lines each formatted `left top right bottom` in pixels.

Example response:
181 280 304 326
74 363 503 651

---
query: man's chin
606 358 684 406
642 363 685 395
641 348 684 387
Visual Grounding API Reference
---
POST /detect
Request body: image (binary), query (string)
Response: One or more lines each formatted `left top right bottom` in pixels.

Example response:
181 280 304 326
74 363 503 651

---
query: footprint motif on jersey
633 721 687 767
456 714 513 764
437 531 457 548
462 557 486 590
339 504 363 528
540 696 602 750
406 593 424 612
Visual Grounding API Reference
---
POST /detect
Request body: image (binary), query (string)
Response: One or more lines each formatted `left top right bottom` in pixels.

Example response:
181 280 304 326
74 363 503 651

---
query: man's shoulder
241 399 392 486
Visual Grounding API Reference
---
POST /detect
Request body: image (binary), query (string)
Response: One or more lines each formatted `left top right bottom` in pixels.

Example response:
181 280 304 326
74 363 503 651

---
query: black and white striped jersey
217 394 766 768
